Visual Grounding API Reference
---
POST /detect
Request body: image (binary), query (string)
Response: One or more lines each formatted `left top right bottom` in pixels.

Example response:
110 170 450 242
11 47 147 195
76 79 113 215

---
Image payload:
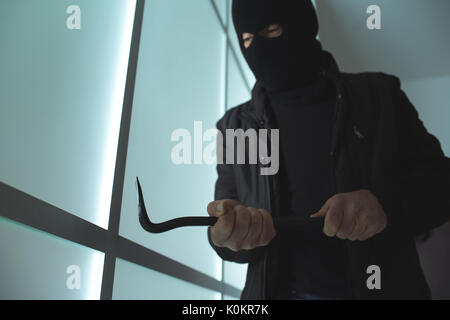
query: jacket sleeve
369 76 450 236
207 118 268 264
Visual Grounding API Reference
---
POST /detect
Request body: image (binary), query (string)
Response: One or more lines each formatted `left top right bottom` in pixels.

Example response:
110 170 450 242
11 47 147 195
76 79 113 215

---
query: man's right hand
207 199 277 252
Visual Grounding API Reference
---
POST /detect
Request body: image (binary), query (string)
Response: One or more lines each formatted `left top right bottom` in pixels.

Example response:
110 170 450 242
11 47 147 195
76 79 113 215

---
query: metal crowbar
136 177 324 234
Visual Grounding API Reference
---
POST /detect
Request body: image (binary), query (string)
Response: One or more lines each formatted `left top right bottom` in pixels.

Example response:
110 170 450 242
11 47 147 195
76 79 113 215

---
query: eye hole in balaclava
232 0 322 93
243 24 284 49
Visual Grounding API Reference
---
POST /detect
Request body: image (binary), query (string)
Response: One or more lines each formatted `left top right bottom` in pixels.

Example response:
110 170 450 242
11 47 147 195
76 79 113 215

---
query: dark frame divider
0 0 253 301
212 0 252 92
210 0 229 300
99 0 146 300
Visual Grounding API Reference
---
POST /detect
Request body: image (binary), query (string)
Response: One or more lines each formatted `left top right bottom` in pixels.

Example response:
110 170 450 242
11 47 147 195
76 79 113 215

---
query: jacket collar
249 50 343 127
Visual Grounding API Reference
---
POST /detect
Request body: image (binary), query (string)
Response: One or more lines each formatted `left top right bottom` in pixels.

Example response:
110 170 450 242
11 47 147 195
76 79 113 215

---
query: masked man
207 0 450 299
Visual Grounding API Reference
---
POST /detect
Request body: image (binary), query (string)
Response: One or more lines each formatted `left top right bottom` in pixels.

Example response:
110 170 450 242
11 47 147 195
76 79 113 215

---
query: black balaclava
232 0 322 93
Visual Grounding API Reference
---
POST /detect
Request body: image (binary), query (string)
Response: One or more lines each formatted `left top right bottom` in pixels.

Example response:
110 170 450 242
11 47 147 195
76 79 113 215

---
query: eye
259 24 283 38
242 32 254 49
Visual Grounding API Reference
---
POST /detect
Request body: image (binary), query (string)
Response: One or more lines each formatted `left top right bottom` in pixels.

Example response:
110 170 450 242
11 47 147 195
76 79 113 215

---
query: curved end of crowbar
136 176 159 233
136 177 218 234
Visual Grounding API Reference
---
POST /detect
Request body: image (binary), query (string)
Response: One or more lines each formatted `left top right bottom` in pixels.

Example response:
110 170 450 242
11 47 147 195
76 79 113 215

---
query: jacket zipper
331 90 355 299
262 119 271 300
250 110 270 300
262 171 276 300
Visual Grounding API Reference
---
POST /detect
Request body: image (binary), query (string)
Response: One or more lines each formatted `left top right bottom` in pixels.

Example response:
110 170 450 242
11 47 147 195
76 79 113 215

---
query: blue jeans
289 290 340 300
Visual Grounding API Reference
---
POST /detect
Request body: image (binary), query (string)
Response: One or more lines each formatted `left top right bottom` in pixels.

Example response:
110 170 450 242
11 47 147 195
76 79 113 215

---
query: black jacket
207 50 450 299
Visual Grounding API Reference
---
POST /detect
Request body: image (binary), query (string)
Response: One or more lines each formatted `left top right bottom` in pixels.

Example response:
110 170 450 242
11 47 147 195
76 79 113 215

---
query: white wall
402 75 450 156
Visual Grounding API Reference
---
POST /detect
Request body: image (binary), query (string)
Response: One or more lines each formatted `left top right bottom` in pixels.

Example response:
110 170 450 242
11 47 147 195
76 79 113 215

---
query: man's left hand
310 190 387 241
